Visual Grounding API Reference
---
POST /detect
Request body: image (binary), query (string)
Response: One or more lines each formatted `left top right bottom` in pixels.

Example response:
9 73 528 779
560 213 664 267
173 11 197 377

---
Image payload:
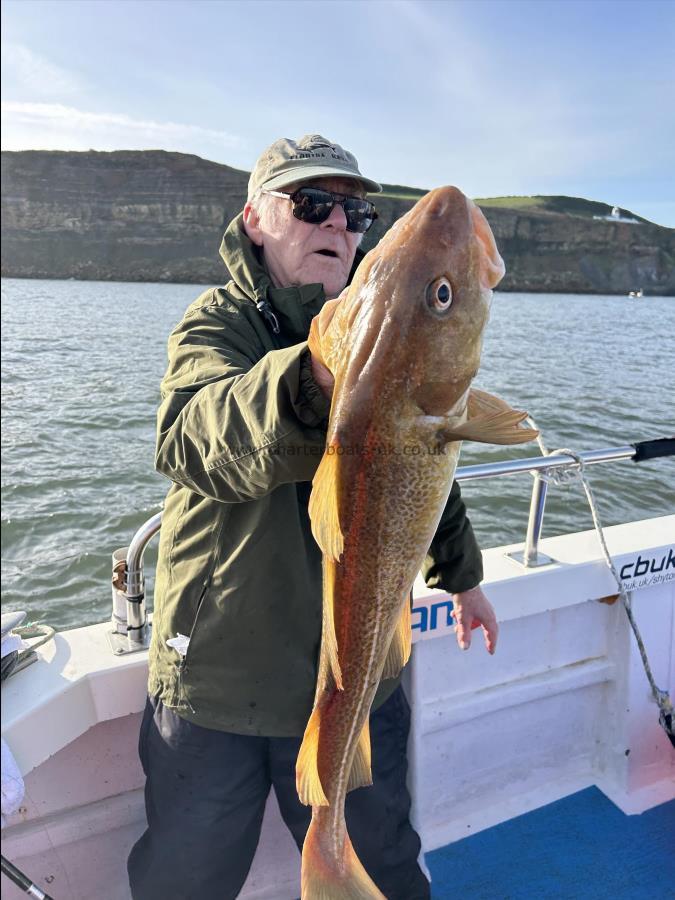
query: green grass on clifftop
474 194 650 223
378 183 428 200
376 187 651 225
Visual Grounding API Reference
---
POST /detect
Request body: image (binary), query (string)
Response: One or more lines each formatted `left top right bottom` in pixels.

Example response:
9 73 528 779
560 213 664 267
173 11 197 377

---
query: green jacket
148 214 484 736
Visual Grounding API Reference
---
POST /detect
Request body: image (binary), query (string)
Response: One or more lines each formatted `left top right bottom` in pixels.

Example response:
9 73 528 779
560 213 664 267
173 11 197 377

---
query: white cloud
1 43 84 97
0 102 243 157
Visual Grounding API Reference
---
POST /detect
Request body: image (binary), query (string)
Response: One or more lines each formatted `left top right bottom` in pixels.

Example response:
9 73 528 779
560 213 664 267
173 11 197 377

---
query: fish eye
426 277 453 313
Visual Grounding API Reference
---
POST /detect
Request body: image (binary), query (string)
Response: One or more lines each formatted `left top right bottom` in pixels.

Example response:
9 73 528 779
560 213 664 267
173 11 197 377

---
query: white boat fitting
1 441 674 900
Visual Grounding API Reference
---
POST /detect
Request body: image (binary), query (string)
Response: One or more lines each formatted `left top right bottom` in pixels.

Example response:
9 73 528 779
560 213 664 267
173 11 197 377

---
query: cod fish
297 186 537 899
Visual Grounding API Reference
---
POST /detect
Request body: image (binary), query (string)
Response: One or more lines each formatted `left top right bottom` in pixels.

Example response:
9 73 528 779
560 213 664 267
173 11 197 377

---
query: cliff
2 150 673 294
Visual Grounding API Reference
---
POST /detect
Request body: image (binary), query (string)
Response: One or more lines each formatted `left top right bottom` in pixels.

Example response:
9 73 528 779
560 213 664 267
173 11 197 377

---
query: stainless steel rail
456 444 642 568
109 439 673 653
108 512 162 654
125 512 163 643
454 446 636 482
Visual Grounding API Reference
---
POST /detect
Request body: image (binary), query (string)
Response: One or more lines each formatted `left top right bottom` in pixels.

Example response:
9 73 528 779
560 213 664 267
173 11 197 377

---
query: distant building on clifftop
594 205 641 224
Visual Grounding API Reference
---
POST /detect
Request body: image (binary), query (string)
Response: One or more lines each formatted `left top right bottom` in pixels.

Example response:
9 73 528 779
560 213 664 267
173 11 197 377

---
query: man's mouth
315 249 339 258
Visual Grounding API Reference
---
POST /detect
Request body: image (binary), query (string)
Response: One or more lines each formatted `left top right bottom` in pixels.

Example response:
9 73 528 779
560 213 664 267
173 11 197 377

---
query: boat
2 438 674 899
629 289 644 298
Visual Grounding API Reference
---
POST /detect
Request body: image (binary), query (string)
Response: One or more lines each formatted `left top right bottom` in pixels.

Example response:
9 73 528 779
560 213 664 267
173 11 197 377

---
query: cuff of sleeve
426 556 484 595
296 346 331 428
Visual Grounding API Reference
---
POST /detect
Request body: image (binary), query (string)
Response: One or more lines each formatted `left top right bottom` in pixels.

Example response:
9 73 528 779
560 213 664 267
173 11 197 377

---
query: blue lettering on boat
412 599 456 634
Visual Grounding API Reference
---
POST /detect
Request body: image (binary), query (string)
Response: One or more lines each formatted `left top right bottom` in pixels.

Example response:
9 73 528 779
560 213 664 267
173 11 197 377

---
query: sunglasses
263 187 378 233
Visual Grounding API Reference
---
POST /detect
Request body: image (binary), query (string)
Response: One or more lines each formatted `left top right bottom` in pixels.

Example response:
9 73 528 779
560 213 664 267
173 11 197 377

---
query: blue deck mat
426 786 675 899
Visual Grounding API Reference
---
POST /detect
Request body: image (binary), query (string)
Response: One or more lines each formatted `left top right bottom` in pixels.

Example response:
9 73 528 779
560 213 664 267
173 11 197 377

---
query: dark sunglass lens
291 188 334 224
291 189 376 232
344 199 376 233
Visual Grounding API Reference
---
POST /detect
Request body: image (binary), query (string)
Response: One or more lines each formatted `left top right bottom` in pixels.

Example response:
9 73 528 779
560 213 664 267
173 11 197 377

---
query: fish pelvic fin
309 441 345 562
381 598 412 680
297 701 329 807
301 817 385 900
347 719 373 793
440 388 539 445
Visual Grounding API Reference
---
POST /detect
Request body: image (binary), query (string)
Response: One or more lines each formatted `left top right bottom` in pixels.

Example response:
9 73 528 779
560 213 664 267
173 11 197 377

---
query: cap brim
263 165 382 195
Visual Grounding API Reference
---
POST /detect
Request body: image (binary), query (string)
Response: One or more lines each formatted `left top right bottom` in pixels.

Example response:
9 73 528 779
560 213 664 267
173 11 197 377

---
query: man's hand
310 356 335 399
307 294 343 399
451 585 498 655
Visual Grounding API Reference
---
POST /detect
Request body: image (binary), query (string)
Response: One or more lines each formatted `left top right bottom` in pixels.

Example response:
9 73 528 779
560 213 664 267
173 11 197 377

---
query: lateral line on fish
330 450 384 854
331 601 382 857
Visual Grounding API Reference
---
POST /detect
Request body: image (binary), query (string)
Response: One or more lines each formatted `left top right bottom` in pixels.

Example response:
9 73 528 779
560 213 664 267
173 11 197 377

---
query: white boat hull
2 517 674 899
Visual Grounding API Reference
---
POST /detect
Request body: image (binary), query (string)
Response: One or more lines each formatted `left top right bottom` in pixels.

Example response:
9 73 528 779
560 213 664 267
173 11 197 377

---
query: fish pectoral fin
440 388 539 445
296 702 329 807
309 442 345 562
381 599 412 680
346 719 373 793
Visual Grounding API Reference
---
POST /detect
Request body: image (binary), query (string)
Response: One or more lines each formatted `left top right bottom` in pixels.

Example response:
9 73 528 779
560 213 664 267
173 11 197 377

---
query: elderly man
127 134 497 900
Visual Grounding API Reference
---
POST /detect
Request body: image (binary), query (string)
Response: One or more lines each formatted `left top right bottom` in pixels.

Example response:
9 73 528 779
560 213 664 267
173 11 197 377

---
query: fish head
326 186 505 426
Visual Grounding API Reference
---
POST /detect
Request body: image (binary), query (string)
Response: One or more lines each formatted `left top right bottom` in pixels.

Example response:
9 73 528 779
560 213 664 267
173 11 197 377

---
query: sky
1 0 674 226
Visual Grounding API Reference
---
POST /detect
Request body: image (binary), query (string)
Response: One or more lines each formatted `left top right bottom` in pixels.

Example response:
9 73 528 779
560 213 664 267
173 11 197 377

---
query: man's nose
321 202 348 231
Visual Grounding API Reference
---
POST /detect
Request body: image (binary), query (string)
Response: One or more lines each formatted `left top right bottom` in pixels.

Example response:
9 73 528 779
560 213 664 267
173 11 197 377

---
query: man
128 134 498 900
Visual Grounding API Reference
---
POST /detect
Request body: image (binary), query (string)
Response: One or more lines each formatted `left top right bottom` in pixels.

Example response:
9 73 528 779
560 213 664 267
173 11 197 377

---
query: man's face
244 176 365 299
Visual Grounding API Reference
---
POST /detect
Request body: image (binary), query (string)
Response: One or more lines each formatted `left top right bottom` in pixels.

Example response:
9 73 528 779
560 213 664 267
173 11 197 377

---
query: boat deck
427 786 675 899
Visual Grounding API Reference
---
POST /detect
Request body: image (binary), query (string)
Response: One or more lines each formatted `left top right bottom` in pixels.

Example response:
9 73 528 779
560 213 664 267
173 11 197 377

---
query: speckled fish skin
297 186 527 900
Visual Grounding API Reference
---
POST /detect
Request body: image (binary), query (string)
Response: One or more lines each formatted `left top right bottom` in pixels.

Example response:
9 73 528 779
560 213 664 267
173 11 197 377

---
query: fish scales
297 186 538 899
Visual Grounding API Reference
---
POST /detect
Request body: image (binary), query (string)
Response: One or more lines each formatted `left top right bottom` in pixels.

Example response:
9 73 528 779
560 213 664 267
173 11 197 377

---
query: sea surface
1 279 673 631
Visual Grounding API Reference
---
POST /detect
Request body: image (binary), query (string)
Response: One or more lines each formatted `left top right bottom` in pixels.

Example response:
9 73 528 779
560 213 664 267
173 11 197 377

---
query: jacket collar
219 213 364 346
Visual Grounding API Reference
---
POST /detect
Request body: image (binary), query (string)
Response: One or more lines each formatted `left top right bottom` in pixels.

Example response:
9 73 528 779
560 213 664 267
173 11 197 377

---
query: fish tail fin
301 816 385 900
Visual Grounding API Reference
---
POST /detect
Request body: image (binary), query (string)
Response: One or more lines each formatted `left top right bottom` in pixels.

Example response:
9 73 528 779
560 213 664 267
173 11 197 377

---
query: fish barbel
297 186 537 899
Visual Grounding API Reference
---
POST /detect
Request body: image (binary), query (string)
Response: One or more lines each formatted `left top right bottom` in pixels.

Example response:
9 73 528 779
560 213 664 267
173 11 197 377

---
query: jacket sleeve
155 300 331 502
421 480 484 593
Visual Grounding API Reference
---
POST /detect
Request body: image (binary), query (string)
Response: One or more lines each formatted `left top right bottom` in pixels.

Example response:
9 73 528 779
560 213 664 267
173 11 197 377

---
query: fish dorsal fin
308 440 345 562
441 389 539 445
381 598 412 680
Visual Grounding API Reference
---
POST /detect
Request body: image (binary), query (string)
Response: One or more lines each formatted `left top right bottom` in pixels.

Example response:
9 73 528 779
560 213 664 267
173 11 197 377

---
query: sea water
1 279 673 629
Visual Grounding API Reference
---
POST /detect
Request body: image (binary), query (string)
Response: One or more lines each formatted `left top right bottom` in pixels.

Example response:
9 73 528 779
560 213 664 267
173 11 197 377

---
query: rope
543 445 674 748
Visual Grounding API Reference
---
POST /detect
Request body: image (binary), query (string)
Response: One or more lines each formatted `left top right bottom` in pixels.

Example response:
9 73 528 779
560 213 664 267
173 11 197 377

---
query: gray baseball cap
247 134 382 200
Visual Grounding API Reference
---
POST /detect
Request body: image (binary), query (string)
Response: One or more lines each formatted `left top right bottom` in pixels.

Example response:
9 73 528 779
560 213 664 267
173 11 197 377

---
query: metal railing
109 438 674 655
457 445 635 567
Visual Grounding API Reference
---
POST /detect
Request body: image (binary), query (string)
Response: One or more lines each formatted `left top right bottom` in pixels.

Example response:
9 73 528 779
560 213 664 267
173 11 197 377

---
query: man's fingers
309 295 344 370
453 609 472 651
317 295 343 342
453 608 498 654
481 612 499 655
311 358 335 399
307 317 325 366
452 587 499 655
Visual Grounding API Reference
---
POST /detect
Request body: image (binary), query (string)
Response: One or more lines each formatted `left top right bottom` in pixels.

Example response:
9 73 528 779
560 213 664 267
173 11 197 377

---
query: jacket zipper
177 583 209 714
174 503 229 716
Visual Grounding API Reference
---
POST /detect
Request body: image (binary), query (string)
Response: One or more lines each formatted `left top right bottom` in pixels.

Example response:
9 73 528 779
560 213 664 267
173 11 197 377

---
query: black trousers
127 686 430 900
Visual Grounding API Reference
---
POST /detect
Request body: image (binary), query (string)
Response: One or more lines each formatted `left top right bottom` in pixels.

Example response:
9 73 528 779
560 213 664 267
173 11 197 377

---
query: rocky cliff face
2 150 673 294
